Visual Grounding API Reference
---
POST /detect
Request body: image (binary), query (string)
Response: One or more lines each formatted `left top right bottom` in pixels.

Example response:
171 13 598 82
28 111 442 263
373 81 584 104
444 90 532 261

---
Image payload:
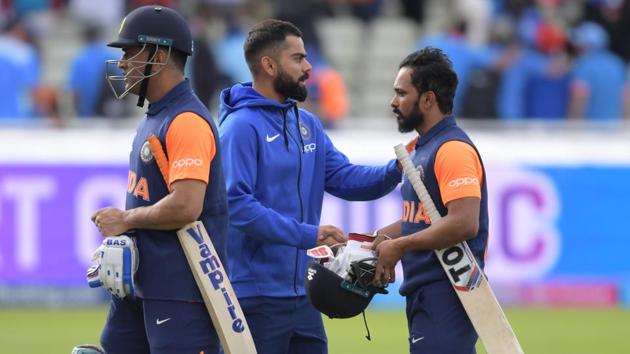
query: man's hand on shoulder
316 224 346 248
91 207 130 237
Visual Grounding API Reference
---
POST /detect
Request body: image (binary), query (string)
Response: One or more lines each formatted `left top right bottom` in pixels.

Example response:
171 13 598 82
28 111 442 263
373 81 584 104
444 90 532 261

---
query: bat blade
177 221 257 354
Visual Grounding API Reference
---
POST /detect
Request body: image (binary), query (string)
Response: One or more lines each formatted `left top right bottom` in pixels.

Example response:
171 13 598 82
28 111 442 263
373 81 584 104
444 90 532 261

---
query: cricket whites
395 144 524 354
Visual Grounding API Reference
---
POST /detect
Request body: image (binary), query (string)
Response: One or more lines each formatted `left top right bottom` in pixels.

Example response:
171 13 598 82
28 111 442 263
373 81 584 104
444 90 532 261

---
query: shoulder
176 92 211 114
297 108 324 130
219 110 261 143
171 111 207 123
434 124 472 145
166 96 212 124
221 108 261 130
608 54 627 71
434 140 481 170
437 140 477 157
167 112 212 137
297 107 318 121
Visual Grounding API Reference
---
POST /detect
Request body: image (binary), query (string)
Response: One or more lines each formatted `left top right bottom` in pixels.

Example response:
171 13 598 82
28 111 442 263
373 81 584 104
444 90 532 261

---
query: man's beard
273 69 309 102
394 101 424 133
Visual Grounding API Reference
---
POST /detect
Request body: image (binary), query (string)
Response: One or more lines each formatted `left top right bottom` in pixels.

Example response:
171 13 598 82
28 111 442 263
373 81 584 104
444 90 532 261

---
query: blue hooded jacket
218 83 402 298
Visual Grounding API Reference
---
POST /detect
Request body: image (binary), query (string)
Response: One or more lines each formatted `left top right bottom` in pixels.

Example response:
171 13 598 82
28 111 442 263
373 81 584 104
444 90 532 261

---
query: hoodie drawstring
294 105 305 150
282 108 289 151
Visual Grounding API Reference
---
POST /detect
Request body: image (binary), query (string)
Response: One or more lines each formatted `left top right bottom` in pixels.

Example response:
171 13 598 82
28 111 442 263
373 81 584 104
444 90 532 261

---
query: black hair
243 19 303 75
399 47 458 114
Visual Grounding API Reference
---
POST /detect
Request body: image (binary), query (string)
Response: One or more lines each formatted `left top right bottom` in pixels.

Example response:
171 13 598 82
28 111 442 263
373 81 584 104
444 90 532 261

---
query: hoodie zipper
281 108 290 151
295 125 303 295
285 105 304 295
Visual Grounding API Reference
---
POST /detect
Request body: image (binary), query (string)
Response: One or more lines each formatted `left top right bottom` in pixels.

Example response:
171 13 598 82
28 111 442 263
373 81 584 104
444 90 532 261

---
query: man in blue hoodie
219 19 403 354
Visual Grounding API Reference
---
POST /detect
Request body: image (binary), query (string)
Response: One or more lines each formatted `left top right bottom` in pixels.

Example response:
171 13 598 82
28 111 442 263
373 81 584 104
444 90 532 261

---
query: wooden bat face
177 222 257 354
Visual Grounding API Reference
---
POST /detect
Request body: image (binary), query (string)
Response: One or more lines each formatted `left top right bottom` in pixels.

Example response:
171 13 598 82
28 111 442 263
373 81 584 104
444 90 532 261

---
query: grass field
0 307 628 353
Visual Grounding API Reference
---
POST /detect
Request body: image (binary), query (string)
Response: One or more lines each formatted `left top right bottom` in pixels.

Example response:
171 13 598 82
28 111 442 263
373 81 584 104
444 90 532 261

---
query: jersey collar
417 115 456 147
146 79 192 116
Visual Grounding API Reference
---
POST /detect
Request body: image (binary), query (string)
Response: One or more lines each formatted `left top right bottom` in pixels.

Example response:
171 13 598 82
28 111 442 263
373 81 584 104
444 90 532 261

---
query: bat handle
394 144 442 222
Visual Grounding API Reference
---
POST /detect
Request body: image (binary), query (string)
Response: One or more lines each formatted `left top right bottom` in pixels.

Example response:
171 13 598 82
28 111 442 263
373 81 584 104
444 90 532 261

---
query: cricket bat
177 222 257 354
148 135 257 354
394 144 524 354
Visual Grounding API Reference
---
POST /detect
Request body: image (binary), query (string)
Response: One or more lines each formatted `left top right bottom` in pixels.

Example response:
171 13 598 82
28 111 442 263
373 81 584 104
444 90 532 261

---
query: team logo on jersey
140 140 153 163
299 122 311 140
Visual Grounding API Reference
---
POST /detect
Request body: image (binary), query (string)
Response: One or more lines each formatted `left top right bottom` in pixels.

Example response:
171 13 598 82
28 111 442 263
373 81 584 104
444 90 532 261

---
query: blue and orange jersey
399 115 488 296
126 80 228 302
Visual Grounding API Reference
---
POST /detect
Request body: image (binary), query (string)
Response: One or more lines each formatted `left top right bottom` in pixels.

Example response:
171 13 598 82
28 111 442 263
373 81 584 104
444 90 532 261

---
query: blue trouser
239 295 327 354
100 296 221 354
406 280 478 354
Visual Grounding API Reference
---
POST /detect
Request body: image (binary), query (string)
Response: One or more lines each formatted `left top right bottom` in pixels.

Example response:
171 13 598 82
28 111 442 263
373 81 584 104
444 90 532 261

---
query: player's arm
374 198 480 285
220 113 339 249
396 197 480 251
93 113 213 235
323 131 402 200
374 219 403 239
121 179 206 230
93 180 207 235
369 219 403 251
374 141 482 282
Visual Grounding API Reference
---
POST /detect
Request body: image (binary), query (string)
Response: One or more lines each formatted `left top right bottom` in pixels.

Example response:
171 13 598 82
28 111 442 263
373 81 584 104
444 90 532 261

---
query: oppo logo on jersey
303 143 316 153
448 176 479 188
172 158 203 169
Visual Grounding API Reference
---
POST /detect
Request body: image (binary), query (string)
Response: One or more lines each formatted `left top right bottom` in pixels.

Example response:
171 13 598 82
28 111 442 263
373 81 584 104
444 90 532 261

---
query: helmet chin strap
136 46 157 107
362 311 372 341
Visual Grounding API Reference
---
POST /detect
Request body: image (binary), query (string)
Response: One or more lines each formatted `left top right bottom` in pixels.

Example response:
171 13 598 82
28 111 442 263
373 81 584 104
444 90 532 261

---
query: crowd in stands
0 0 629 126
423 0 629 121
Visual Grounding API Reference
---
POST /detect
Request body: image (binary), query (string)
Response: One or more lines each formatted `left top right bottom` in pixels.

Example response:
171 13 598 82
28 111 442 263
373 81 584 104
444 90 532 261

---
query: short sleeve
434 141 483 205
165 112 215 185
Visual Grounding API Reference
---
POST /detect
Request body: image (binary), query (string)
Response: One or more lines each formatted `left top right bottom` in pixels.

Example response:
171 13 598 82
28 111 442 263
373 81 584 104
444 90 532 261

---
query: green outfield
0 307 628 353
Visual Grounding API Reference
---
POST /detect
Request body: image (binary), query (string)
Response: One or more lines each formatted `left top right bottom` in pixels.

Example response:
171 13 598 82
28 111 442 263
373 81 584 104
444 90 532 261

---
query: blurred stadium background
1 0 630 353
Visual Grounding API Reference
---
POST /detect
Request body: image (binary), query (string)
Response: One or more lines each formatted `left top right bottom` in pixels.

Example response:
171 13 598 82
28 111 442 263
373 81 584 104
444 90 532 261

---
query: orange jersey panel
165 112 215 185
434 141 483 205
